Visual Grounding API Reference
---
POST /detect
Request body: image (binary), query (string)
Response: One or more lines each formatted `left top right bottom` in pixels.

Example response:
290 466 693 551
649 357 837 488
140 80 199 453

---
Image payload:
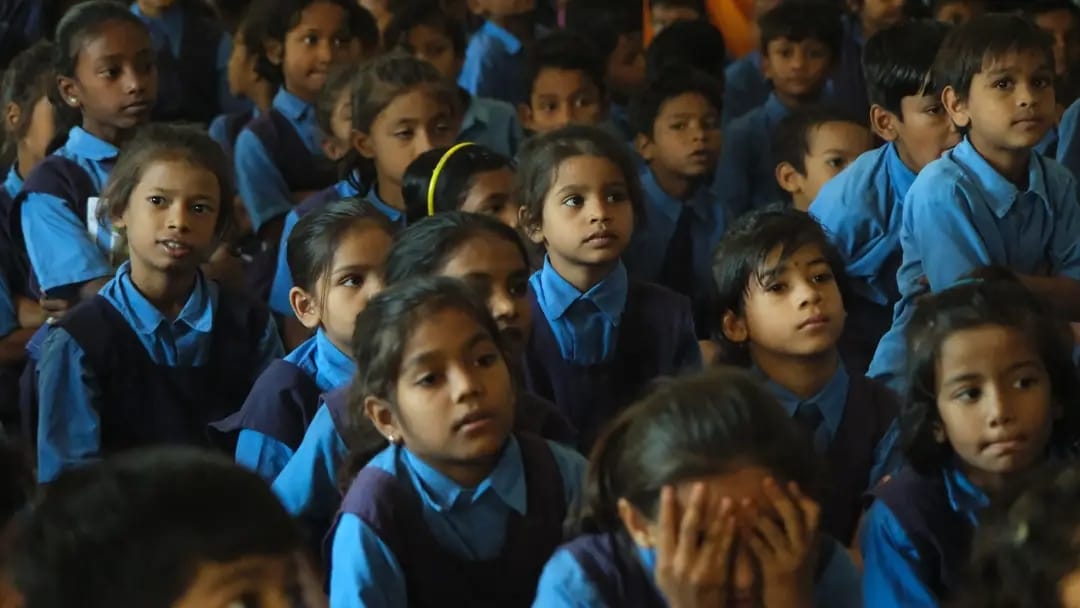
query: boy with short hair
1025 0 1080 119
809 20 956 375
644 17 727 83
773 105 873 212
518 30 608 135
867 14 1080 394
458 0 538 105
722 0 782 127
835 0 907 120
716 1 844 218
648 0 706 35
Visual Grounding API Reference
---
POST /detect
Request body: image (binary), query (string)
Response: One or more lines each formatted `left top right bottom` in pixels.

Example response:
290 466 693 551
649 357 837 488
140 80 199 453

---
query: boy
773 105 873 212
11 448 323 608
867 15 1080 394
932 0 984 25
644 17 727 83
648 0 705 35
623 67 725 338
722 0 782 127
518 30 608 135
458 0 538 106
1025 0 1080 118
716 1 844 218
712 206 898 545
835 0 906 121
809 20 956 375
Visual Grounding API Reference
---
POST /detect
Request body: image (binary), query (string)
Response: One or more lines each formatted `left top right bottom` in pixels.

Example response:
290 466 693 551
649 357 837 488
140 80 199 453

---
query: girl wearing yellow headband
401 142 519 227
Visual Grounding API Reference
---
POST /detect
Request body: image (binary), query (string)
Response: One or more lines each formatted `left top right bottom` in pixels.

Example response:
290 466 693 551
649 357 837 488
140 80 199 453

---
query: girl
861 279 1080 607
34 124 283 484
208 19 275 161
219 198 393 482
400 142 519 226
517 124 702 451
534 368 862 607
327 276 587 607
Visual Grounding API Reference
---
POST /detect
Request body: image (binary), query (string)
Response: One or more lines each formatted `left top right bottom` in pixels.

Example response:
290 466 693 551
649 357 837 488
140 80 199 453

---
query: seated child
932 0 985 25
861 280 1080 607
773 105 873 212
518 125 702 451
644 17 727 84
458 0 538 105
648 0 705 35
535 368 862 608
722 0 784 127
328 276 586 607
518 30 608 135
713 207 899 544
834 0 907 122
401 143 519 226
810 19 955 376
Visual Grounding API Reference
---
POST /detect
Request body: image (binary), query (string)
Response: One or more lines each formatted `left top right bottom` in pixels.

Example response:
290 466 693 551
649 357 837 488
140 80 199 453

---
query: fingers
693 497 735 582
673 483 708 572
788 481 821 540
656 485 680 565
763 478 803 548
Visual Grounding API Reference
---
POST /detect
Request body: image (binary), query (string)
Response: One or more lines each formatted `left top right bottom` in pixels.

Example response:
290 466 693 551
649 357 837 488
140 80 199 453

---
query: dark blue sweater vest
217 108 256 161
209 359 321 450
245 109 338 196
331 433 567 608
149 10 224 124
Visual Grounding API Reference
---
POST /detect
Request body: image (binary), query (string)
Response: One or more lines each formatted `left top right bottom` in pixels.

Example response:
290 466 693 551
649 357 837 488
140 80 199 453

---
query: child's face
890 93 960 173
521 68 605 134
276 1 358 103
15 95 56 173
226 33 260 98
638 92 722 181
782 120 873 212
404 24 461 81
321 89 353 161
171 553 322 608
439 233 532 355
1033 9 1078 78
933 324 1056 488
934 0 982 26
762 38 833 103
606 32 646 100
458 167 520 229
650 4 703 37
113 159 222 277
854 0 904 32
468 0 535 19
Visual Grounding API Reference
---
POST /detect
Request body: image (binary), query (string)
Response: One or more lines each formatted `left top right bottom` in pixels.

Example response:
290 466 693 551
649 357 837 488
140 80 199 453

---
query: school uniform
623 163 726 338
524 259 702 451
722 50 769 127
328 434 587 608
861 464 987 607
1035 125 1059 159
34 262 283 483
714 92 790 219
209 107 258 162
458 20 531 106
606 102 635 142
3 165 21 200
534 531 862 608
867 137 1080 395
809 143 916 375
1056 97 1080 178
0 271 21 427
458 93 524 158
831 14 870 123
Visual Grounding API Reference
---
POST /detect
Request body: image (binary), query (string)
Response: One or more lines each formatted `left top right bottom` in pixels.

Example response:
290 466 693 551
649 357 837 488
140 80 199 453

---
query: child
1 41 55 205
810 20 955 376
712 207 899 544
519 30 608 135
1025 0 1080 114
518 125 702 451
716 1 844 218
401 143 519 226
34 124 283 483
721 0 784 127
866 15 1080 395
218 199 393 482
623 67 725 339
458 0 538 106
648 0 705 35
835 0 906 122
861 279 1080 606
932 0 984 25
535 368 862 607
11 447 325 608
644 18 727 84
208 18 276 160
327 276 586 607
774 106 873 212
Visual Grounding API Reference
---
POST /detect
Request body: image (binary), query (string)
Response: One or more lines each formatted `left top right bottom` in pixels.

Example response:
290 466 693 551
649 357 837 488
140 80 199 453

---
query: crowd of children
4 0 1080 606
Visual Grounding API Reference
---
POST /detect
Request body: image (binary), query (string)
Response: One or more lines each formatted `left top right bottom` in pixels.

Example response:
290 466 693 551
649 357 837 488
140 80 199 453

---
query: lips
983 435 1026 453
797 314 829 330
122 100 152 114
583 229 617 246
453 410 497 433
158 239 192 258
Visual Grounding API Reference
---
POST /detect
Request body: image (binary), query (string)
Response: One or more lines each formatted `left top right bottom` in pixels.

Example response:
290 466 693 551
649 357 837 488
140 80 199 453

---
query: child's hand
745 479 819 608
16 296 46 328
654 483 737 608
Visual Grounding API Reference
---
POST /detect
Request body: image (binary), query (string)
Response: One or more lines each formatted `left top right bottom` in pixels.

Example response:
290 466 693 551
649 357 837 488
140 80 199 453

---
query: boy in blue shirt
867 14 1080 394
518 30 608 135
458 0 538 106
716 1 843 218
810 20 956 375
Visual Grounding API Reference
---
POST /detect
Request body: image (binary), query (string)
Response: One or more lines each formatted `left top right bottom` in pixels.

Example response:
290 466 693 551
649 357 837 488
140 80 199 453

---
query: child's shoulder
812 145 890 211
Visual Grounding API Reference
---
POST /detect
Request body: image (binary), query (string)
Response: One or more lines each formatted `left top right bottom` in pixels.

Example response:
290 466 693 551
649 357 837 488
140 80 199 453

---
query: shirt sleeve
904 182 992 290
36 327 103 482
812 538 863 608
235 429 295 482
1058 100 1080 181
329 513 407 608
234 128 295 233
271 405 348 520
1045 170 1080 280
531 548 608 608
208 114 229 150
869 418 903 487
21 192 112 293
860 500 938 608
269 210 301 315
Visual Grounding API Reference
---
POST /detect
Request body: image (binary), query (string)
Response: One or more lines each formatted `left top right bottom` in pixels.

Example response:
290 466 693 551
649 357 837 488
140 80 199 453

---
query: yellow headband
428 142 475 217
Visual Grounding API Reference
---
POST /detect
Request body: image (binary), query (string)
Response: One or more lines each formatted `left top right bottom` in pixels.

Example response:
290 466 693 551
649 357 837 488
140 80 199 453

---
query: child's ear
941 86 971 130
721 309 750 346
760 54 773 81
365 395 403 443
870 105 900 142
775 161 804 196
351 130 375 159
5 102 20 131
265 39 284 67
635 133 656 163
616 498 655 548
517 103 533 132
518 207 546 245
321 136 350 162
57 76 80 109
289 286 323 330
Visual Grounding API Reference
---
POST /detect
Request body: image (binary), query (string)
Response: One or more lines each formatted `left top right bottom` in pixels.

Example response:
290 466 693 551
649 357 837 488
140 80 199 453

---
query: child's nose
489 289 518 321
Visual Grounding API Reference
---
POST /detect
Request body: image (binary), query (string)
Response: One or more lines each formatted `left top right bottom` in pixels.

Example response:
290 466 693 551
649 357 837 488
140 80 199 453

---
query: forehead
408 22 453 44
534 67 597 92
403 306 489 354
77 19 152 57
761 241 828 269
293 1 347 28
936 324 1039 375
548 154 627 189
377 86 448 120
441 233 527 275
977 48 1053 75
657 91 717 116
806 121 871 150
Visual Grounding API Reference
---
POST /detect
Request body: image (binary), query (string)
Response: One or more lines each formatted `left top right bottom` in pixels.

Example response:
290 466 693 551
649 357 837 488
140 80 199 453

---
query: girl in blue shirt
328 276 586 608
861 278 1080 607
401 143 518 227
533 367 862 608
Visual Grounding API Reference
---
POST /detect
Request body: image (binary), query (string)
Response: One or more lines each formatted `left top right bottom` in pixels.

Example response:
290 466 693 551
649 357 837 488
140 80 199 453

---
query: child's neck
549 253 618 294
960 462 1018 496
129 261 198 321
250 80 274 114
650 163 701 201
80 119 133 149
15 146 38 182
750 345 839 400
969 131 1031 187
376 176 404 210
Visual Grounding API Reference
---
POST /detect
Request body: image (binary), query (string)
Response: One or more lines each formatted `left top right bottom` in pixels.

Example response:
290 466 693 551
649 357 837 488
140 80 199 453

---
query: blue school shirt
35 262 284 482
722 50 768 127
529 258 628 366
234 329 354 480
234 88 322 232
20 127 118 293
3 165 21 199
861 466 987 608
715 92 790 218
458 20 530 106
209 107 260 155
329 438 587 608
1057 97 1080 178
533 536 862 608
272 402 347 521
459 95 523 158
867 137 1080 394
810 143 916 308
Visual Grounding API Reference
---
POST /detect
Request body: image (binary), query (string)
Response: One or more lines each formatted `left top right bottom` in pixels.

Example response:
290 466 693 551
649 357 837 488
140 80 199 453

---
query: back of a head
631 65 724 137
932 13 1054 101
863 19 952 115
645 18 727 83
525 30 607 100
564 0 643 60
758 0 844 60
384 0 467 58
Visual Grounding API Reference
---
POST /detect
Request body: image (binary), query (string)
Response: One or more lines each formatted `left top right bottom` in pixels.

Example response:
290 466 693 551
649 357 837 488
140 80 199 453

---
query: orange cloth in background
643 0 757 58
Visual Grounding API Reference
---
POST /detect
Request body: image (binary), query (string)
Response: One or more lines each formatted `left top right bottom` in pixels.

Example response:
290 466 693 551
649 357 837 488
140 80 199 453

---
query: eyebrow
331 263 374 276
942 360 1040 387
403 330 492 369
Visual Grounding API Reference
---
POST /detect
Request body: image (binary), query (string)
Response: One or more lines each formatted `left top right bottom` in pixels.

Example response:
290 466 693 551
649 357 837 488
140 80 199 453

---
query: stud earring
69 97 77 104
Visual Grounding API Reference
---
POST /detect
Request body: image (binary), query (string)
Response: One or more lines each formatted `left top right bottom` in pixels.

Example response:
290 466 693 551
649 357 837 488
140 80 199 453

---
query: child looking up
773 105 872 212
458 0 539 106
519 30 608 135
401 143 519 226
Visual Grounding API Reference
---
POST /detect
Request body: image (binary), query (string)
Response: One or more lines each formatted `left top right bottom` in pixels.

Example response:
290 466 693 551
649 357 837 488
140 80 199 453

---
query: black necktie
659 206 695 300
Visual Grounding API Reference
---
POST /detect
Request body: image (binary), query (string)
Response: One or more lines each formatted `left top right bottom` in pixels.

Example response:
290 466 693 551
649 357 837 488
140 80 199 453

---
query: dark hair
0 41 56 168
525 30 607 101
863 20 951 115
902 280 1080 475
711 206 849 358
401 144 515 223
383 211 530 286
384 0 468 57
631 66 723 137
287 197 395 294
933 14 1054 102
651 0 706 12
1022 0 1079 19
645 19 727 83
516 124 645 234
315 61 359 137
772 105 864 174
99 124 235 240
577 367 824 534
564 0 643 65
758 1 844 60
11 447 303 608
0 439 32 527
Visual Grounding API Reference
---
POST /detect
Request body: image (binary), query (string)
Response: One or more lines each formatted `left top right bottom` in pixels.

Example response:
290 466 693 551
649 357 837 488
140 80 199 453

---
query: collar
480 19 523 54
334 176 362 199
639 162 714 223
313 328 355 388
763 93 791 131
4 165 22 199
459 92 493 134
66 127 120 162
951 137 1050 219
106 261 214 336
272 87 313 122
885 142 917 202
757 362 849 437
365 183 404 223
942 464 989 523
401 436 526 515
535 256 628 322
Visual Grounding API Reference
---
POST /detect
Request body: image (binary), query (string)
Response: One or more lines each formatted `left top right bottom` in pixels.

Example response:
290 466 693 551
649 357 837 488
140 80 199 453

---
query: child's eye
541 102 558 112
341 274 365 288
825 157 845 169
561 194 584 207
476 352 499 367
953 387 981 402
416 372 441 387
925 104 943 116
670 121 686 131
993 78 1013 90
1033 77 1053 89
508 277 528 297
100 67 120 79
812 271 835 283
435 121 453 133
1015 375 1040 390
779 48 794 59
703 116 720 130
191 202 213 214
333 36 347 48
765 282 787 293
148 195 167 206
394 129 414 140
303 34 318 45
605 190 628 203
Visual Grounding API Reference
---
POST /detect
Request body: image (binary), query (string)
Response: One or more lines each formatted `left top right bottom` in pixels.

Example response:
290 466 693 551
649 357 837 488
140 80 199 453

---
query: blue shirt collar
108 261 214 335
480 20 523 55
3 165 22 199
66 126 120 162
460 94 493 134
885 142 918 203
401 436 526 514
943 464 990 524
313 328 355 388
758 363 850 437
272 87 313 122
763 93 791 131
639 162 715 222
334 175 362 199
951 137 1051 219
536 257 628 323
364 183 405 223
